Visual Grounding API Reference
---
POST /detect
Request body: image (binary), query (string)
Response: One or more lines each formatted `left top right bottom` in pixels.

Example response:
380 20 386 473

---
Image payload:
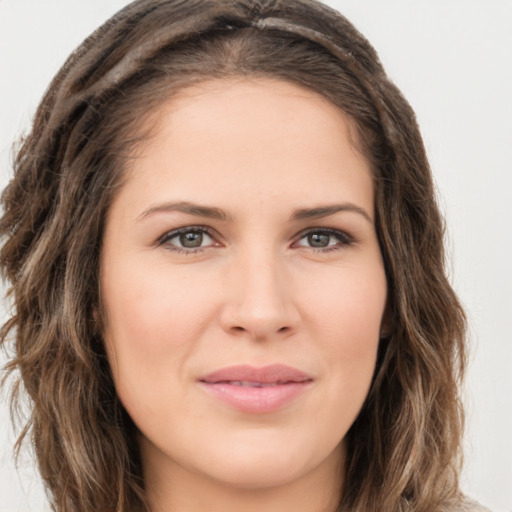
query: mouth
211 380 298 387
198 364 313 413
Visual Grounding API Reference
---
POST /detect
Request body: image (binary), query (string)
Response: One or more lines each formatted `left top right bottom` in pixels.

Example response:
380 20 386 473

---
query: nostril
229 325 291 336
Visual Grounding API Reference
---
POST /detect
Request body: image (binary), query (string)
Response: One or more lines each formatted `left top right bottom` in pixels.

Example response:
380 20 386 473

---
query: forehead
148 77 361 150
116 77 374 217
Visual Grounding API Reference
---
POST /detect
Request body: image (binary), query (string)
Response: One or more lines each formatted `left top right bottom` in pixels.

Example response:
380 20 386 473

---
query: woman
0 1 491 511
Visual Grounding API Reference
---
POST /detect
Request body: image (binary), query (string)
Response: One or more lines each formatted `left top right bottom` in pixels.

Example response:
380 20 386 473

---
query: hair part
1 1 466 511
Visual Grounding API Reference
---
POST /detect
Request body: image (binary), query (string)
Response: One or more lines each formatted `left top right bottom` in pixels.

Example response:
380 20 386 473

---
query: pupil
308 233 329 247
180 231 203 248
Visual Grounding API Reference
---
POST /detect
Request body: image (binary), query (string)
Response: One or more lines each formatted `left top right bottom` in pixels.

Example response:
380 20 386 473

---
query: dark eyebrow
137 201 232 222
137 201 372 224
291 203 373 223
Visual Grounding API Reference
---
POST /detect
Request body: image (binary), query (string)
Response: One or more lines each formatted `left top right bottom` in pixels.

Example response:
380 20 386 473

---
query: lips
198 364 313 413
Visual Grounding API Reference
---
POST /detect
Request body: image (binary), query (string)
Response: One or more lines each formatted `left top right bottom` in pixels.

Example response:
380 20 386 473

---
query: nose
220 249 300 342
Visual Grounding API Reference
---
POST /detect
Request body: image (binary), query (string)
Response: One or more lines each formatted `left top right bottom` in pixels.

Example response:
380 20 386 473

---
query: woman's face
100 78 387 492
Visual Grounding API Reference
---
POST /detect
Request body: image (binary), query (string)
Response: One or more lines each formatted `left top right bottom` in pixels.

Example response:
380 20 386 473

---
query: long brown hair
0 1 466 511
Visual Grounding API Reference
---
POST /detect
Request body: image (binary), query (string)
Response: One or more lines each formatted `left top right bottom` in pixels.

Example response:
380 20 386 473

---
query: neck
142 441 345 512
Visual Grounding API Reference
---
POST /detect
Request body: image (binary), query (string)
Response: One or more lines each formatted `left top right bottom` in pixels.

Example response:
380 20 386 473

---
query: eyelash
157 226 217 255
293 228 355 252
157 226 355 254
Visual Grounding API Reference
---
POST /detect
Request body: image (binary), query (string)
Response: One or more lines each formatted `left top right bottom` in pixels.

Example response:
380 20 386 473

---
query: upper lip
199 364 313 384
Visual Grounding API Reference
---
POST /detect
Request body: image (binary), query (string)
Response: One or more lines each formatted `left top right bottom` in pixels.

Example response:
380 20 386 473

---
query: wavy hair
0 1 466 511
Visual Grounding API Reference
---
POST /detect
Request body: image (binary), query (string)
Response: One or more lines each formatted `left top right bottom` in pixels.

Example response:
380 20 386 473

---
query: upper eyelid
293 227 354 241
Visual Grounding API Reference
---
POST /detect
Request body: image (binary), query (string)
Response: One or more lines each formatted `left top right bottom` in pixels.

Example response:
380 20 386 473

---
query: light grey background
1 1 511 511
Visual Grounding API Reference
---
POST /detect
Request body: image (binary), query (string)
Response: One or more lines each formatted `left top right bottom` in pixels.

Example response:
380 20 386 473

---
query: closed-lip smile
198 364 314 413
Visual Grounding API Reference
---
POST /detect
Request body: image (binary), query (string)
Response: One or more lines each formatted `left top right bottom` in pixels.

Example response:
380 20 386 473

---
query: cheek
306 261 386 341
304 262 386 404
100 258 216 394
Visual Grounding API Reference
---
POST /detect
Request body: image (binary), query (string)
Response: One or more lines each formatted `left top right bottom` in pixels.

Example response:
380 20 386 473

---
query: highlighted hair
1 1 466 511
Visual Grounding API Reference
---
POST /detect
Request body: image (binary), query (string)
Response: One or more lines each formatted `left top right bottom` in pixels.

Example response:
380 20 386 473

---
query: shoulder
449 496 492 512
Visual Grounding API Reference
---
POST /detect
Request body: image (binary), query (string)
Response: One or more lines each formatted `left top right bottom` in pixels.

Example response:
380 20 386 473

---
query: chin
195 434 344 491
205 458 311 490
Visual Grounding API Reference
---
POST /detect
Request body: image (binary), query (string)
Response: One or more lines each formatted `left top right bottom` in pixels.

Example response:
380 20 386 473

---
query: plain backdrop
0 1 511 511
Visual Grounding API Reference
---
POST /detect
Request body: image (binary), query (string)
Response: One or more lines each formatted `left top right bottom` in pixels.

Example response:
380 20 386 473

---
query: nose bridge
222 243 298 339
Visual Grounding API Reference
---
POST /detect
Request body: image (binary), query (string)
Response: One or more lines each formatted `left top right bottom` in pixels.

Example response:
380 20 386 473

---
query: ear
379 299 394 339
92 306 103 335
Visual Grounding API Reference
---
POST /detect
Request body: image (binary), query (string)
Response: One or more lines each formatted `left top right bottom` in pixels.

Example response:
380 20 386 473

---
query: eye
158 227 217 252
294 229 353 251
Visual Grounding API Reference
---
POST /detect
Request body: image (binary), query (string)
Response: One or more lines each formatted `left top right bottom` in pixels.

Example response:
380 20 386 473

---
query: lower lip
199 381 312 414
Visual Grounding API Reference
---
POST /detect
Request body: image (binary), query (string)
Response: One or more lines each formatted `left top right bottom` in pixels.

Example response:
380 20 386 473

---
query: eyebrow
291 203 373 223
137 201 372 224
137 201 232 222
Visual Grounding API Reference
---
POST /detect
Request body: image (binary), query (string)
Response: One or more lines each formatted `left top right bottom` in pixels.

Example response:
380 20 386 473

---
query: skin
100 77 388 512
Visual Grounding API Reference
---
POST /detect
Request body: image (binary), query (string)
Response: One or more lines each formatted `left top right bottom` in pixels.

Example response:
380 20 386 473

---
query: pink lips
198 364 313 414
